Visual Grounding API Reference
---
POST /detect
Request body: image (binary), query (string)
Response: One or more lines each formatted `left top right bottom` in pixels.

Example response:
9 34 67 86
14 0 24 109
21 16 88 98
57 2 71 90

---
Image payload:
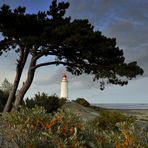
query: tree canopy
0 0 143 111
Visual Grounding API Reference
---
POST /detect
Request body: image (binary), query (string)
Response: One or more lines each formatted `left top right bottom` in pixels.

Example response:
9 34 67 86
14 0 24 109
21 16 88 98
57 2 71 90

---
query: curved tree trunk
13 57 36 110
3 69 22 112
3 49 29 112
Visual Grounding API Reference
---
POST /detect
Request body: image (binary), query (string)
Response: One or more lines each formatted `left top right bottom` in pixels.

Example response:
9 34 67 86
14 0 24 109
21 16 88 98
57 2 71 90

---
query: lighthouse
60 74 68 98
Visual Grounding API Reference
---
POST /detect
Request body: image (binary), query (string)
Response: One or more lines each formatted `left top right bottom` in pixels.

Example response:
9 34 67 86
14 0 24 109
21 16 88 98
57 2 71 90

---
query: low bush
25 92 67 113
0 106 148 147
1 106 51 147
74 98 90 107
93 110 135 131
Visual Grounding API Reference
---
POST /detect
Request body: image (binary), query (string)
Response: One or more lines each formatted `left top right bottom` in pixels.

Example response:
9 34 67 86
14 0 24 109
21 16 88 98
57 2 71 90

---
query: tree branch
34 47 55 60
32 61 68 70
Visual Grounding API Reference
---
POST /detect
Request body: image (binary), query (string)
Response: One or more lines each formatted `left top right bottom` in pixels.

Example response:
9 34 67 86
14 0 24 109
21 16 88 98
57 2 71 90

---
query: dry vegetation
0 104 148 147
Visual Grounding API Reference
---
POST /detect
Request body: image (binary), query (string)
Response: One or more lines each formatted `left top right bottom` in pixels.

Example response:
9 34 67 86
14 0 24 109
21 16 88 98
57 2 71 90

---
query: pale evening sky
0 0 148 103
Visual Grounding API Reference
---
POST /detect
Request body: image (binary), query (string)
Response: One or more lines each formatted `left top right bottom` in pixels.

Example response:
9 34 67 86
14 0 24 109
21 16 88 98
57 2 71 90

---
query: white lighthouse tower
60 74 68 98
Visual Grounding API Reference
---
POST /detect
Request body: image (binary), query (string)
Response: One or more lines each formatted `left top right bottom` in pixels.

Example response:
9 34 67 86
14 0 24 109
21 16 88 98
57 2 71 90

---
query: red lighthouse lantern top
62 73 67 80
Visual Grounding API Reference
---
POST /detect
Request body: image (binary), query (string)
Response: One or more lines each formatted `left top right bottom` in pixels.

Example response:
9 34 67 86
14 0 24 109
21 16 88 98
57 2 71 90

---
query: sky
0 0 148 103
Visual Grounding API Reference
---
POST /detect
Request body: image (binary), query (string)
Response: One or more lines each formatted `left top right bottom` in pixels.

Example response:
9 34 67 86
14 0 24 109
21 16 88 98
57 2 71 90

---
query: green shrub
1 106 51 147
1 107 113 147
74 98 90 107
25 92 67 113
42 109 116 147
93 110 135 131
42 109 86 147
0 106 148 147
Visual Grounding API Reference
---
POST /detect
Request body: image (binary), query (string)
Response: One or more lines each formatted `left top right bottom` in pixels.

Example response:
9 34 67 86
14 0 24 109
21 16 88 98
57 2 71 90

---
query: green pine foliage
1 106 52 147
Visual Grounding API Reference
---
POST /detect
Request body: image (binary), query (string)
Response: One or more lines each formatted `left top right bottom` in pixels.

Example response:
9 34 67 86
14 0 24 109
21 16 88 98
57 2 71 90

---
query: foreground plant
1 106 51 147
0 106 148 147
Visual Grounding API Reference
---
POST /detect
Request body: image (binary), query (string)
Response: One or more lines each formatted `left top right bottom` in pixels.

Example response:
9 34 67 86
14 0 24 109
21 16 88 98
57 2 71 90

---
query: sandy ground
63 102 100 121
63 102 148 121
63 102 148 122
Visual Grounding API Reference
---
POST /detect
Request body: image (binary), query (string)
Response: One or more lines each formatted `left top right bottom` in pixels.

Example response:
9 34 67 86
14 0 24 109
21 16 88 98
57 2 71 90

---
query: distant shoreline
92 103 148 110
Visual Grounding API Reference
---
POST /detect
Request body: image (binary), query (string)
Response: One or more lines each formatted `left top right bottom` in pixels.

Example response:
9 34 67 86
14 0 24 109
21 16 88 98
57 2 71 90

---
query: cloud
0 0 51 13
34 66 99 90
1 0 147 77
66 0 148 77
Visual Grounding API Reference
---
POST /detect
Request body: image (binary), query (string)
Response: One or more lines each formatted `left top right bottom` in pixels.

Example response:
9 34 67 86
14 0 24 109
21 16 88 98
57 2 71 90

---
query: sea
93 103 148 109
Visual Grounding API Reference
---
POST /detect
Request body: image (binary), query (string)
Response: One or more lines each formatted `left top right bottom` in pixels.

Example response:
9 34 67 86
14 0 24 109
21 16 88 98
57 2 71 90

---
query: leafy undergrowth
0 106 148 147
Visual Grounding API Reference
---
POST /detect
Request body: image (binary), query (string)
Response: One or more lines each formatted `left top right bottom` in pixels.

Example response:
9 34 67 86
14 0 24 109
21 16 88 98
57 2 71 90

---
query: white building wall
60 79 68 98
